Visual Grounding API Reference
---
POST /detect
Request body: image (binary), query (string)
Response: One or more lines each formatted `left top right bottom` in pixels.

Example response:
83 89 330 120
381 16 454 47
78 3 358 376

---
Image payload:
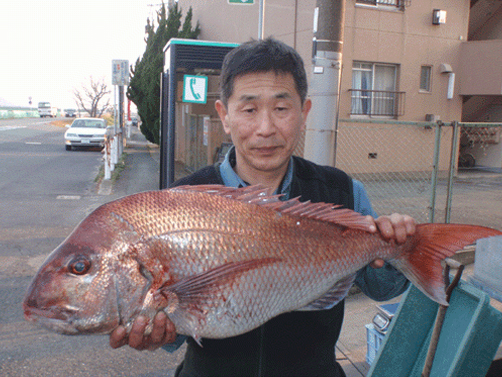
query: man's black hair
219 37 308 106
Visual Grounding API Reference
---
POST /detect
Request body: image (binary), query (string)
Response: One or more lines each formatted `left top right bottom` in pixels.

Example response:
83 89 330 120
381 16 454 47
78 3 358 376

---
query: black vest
172 156 353 377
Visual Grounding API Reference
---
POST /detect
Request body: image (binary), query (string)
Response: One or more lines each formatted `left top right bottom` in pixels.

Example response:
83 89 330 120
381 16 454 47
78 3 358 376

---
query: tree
73 77 111 118
127 3 200 144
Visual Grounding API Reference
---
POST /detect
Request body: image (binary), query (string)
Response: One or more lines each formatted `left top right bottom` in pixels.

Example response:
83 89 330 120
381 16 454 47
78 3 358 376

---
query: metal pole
118 85 124 156
165 45 177 189
160 71 169 190
444 121 459 223
422 260 464 377
429 122 442 223
258 0 265 39
304 0 346 166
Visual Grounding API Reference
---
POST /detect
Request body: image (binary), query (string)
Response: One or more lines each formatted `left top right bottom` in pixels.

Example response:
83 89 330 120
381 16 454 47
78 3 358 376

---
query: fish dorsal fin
297 273 356 311
172 184 374 232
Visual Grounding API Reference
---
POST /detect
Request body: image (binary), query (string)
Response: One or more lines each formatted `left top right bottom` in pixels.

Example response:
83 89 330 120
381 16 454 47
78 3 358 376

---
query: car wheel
65 145 72 151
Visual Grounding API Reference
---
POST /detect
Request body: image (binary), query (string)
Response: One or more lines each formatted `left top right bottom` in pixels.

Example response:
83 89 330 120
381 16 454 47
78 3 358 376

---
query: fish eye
68 257 91 275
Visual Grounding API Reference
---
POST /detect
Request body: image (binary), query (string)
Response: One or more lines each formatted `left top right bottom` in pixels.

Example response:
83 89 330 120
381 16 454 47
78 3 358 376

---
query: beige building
459 0 502 168
171 0 501 175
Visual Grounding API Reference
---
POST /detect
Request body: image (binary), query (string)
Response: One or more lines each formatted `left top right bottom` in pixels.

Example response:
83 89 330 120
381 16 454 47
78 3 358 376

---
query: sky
0 0 168 109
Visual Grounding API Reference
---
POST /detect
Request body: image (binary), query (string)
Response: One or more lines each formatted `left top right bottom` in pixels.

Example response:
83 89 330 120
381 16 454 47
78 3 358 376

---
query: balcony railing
349 89 406 117
356 0 408 9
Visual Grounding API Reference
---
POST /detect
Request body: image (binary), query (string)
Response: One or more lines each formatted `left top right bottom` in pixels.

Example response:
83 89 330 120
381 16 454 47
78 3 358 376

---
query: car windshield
71 119 106 129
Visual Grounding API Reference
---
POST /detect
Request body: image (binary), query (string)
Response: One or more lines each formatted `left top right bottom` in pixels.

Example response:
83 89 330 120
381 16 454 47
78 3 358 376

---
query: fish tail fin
390 224 502 305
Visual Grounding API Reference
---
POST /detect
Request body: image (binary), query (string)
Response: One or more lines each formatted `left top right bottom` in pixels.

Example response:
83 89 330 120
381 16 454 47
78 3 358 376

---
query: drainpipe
304 0 346 166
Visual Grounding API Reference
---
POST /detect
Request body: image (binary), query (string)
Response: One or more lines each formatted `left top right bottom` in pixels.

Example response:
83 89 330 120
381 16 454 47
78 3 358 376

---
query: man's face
215 71 311 182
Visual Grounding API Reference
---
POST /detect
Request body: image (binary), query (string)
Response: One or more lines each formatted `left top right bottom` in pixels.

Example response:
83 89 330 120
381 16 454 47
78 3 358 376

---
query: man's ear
301 98 312 132
215 100 230 134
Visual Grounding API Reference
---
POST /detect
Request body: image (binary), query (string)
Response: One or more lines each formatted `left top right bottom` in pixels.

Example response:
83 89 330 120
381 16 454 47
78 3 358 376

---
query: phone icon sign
183 75 207 103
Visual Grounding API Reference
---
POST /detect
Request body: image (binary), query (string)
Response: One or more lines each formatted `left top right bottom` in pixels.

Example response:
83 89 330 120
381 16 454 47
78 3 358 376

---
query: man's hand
367 213 416 269
109 311 177 351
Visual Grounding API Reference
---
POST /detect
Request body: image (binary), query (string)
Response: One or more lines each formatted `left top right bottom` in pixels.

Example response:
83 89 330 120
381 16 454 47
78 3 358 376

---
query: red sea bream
23 185 502 344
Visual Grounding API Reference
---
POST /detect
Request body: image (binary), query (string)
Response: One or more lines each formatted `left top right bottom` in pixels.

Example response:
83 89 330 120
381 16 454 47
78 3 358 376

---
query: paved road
0 118 184 377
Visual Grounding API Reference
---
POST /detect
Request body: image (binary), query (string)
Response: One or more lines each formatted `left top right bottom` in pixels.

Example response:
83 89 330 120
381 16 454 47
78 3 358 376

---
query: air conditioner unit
432 9 447 25
425 114 440 122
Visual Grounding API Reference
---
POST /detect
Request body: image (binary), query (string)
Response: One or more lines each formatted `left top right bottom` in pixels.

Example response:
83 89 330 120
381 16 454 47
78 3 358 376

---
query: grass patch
95 152 127 184
51 119 73 128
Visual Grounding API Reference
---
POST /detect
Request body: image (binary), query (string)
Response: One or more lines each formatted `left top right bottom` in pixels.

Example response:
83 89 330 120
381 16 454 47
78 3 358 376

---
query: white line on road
56 195 82 200
25 142 42 145
0 125 28 131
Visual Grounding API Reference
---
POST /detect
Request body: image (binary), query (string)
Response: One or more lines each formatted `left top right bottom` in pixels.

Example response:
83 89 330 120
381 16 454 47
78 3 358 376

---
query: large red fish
23 185 502 344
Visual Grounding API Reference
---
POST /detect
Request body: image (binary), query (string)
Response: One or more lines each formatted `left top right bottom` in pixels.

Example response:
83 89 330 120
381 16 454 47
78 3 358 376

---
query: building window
350 62 405 117
420 65 432 92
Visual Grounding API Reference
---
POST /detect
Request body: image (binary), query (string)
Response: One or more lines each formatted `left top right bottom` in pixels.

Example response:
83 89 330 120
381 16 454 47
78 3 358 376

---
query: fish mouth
24 306 74 321
23 305 80 334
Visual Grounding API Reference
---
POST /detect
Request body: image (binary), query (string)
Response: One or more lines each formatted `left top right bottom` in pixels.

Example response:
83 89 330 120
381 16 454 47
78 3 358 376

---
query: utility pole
304 0 346 166
258 0 265 39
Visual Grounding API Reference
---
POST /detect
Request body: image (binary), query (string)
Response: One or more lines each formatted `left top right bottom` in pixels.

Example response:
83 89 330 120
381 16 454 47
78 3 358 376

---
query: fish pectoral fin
297 273 356 311
158 257 281 304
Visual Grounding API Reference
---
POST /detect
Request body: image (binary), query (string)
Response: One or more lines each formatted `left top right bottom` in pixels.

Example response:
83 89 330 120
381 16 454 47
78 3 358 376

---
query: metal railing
349 89 406 117
356 0 408 9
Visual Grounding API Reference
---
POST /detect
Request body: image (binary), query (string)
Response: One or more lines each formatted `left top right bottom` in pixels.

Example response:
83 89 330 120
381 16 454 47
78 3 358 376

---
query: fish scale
23 184 502 343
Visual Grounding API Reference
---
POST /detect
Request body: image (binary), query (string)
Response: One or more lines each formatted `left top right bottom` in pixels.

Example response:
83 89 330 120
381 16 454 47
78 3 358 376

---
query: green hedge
0 107 40 119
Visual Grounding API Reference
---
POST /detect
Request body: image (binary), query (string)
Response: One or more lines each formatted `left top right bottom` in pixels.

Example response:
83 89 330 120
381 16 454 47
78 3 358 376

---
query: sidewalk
97 127 161 197
94 128 501 377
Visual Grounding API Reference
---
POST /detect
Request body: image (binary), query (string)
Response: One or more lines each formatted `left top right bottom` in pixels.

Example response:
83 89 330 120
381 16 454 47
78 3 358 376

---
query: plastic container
365 323 385 365
368 281 502 377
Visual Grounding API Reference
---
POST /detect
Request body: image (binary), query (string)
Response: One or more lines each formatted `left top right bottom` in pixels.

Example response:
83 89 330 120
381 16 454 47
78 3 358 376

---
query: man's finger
109 326 127 349
375 216 393 239
370 259 385 269
150 312 167 344
128 316 148 349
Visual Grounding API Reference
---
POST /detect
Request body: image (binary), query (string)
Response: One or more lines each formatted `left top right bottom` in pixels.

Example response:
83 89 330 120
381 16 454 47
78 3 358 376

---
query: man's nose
256 110 275 136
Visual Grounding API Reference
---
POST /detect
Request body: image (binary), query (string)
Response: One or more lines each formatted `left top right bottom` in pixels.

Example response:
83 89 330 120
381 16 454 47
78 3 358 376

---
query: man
110 37 415 376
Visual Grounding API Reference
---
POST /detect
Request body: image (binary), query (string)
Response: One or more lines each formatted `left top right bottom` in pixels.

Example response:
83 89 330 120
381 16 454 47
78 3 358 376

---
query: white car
64 118 109 151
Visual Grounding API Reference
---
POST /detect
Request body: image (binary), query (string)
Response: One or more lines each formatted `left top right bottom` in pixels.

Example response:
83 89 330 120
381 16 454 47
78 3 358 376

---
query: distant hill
0 97 36 109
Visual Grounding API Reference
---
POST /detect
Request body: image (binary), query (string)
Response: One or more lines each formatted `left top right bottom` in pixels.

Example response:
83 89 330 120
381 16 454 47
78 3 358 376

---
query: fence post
429 121 443 223
104 136 111 180
444 121 459 223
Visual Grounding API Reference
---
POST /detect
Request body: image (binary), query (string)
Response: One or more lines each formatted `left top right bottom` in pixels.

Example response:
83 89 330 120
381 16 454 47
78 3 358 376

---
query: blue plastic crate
366 323 385 365
368 281 502 377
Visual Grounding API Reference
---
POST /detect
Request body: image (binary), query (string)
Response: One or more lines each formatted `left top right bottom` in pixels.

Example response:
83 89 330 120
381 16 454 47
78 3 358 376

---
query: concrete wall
459 39 502 96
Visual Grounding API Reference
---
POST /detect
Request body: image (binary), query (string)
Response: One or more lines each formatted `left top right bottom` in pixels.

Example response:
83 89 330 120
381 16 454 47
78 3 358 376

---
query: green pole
444 121 459 223
429 122 442 223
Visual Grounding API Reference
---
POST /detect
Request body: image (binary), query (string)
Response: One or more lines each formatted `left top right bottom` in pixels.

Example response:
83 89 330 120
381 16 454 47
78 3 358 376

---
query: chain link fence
172 114 501 226
334 119 502 224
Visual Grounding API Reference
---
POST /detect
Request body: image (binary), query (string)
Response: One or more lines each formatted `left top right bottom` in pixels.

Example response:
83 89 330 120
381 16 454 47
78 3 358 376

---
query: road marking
0 125 27 131
56 195 81 200
25 142 42 145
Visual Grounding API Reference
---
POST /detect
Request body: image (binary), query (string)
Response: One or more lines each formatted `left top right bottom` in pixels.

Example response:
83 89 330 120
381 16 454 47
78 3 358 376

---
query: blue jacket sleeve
352 180 410 301
161 334 187 353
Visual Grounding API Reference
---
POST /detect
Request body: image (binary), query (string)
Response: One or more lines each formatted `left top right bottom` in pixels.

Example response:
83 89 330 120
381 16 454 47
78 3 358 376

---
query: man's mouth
253 146 280 154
